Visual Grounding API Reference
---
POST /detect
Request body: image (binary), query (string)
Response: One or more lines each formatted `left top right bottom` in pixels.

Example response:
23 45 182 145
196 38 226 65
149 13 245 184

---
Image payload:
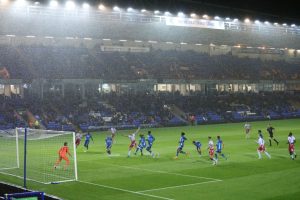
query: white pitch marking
78 180 174 200
138 179 223 193
106 163 222 181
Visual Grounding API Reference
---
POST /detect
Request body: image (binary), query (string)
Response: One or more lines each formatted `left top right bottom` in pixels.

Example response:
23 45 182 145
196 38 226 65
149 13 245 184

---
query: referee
267 123 279 146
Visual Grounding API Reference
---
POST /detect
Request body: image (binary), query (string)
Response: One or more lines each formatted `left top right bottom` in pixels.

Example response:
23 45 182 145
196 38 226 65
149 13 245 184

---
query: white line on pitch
138 179 222 193
106 163 222 181
78 180 174 200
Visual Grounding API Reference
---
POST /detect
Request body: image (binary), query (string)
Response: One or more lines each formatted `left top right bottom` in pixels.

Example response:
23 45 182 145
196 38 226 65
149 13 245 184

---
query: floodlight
233 18 239 22
141 9 146 12
164 11 171 16
154 10 160 14
113 6 120 11
190 13 197 18
274 22 278 26
0 0 9 5
65 1 75 9
177 12 185 17
244 18 250 23
15 0 27 6
214 16 220 20
49 0 58 7
225 17 231 20
34 1 39 5
282 23 287 26
82 3 89 9
202 14 209 19
98 4 105 10
264 21 269 24
127 7 133 12
291 24 296 27
254 20 260 24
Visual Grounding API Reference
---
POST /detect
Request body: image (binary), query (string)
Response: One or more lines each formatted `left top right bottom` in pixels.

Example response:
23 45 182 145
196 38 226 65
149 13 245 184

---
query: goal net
0 128 78 184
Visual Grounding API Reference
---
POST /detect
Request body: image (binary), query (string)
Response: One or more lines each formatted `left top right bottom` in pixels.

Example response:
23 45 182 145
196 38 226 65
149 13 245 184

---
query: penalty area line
138 179 223 193
106 163 222 181
78 180 174 200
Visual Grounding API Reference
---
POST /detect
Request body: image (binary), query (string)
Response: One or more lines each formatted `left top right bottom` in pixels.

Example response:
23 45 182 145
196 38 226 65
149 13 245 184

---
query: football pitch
1 119 300 200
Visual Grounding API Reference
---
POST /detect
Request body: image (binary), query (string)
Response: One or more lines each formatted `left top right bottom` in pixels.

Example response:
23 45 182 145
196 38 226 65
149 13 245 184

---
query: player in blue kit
193 140 202 156
146 131 156 157
105 136 113 155
84 132 94 152
215 136 227 161
135 134 147 156
174 132 189 159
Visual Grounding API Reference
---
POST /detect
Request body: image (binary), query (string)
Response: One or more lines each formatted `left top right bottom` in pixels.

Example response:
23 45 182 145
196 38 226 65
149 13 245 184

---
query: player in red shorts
288 132 296 160
75 132 82 148
54 142 72 170
123 127 140 157
257 130 271 159
207 136 217 165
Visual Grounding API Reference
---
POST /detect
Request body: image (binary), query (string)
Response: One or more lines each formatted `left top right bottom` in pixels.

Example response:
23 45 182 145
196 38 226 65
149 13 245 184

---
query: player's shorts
289 144 295 153
106 144 112 149
258 145 265 152
84 140 90 146
178 146 184 151
76 139 81 145
60 155 70 164
269 133 274 138
209 148 214 156
216 149 222 153
196 146 201 150
129 140 136 148
245 129 250 134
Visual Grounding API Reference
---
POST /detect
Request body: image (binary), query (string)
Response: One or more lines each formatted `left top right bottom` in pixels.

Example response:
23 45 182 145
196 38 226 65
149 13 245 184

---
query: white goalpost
0 128 78 184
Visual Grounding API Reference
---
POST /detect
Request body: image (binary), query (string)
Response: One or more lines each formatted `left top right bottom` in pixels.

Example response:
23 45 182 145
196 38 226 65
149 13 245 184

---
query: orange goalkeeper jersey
59 146 69 157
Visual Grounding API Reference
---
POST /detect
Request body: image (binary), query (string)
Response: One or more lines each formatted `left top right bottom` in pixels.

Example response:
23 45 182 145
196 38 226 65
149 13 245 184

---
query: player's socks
221 154 227 160
128 150 131 157
269 139 272 146
265 151 271 159
257 151 262 159
176 151 179 156
274 139 279 145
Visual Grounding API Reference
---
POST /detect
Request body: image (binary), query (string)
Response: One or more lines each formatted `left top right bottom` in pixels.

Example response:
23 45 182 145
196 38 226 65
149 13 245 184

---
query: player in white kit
288 132 296 160
244 122 251 139
257 130 271 159
124 127 140 157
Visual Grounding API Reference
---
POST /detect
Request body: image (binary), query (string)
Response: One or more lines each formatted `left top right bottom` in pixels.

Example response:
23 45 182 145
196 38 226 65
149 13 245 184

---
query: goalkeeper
54 142 72 170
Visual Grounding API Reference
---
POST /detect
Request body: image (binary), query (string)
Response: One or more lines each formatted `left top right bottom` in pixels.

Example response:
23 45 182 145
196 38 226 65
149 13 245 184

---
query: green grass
1 119 300 200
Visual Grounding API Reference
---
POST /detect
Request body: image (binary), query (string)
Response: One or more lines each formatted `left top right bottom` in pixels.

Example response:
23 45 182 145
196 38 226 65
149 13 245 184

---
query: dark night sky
36 0 300 24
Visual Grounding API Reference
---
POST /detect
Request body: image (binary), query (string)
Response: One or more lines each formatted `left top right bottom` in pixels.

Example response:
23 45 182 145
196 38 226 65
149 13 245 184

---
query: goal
0 128 78 184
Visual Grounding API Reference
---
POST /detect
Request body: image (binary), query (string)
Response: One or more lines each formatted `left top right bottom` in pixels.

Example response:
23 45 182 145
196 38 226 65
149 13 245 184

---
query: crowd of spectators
0 92 300 131
1 45 300 81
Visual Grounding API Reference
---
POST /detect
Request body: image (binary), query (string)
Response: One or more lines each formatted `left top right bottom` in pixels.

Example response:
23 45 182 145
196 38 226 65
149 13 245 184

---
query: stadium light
34 1 39 5
49 0 58 7
202 14 209 19
166 41 173 44
164 11 171 16
190 13 197 18
214 16 220 20
141 9 147 13
282 23 287 26
254 20 260 24
82 3 89 9
15 0 27 6
154 10 160 14
244 18 250 23
264 21 269 25
127 7 133 12
178 12 185 17
225 17 231 20
180 42 187 45
134 40 142 43
274 22 278 26
291 24 296 27
0 0 9 5
113 6 120 12
98 4 105 10
65 1 76 10
233 18 239 22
